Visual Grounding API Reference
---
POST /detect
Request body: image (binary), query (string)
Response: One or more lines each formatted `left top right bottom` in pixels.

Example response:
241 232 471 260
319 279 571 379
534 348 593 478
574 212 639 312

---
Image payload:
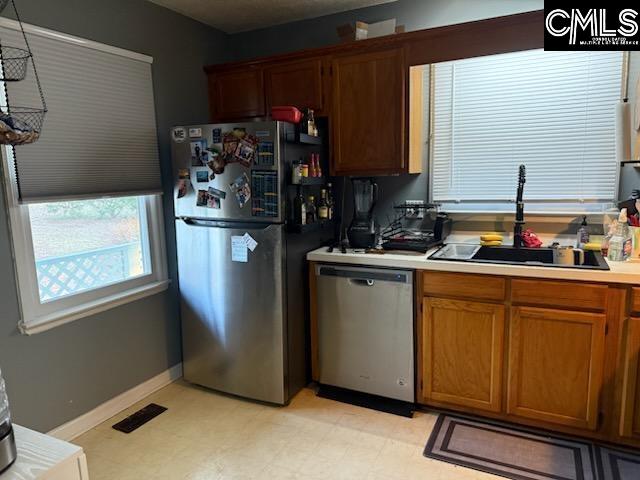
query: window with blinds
0 19 168 334
430 49 624 212
0 18 161 203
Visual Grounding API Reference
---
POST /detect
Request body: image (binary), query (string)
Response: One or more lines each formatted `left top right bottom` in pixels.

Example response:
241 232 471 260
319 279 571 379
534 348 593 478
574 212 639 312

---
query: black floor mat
317 384 414 418
112 403 167 433
424 413 640 480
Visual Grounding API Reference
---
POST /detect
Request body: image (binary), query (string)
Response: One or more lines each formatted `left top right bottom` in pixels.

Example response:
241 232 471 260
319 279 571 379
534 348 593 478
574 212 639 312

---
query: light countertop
1 424 88 479
307 235 640 285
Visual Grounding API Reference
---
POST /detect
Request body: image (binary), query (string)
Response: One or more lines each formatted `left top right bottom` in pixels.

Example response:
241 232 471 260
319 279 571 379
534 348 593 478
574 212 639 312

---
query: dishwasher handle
349 278 375 287
316 265 411 284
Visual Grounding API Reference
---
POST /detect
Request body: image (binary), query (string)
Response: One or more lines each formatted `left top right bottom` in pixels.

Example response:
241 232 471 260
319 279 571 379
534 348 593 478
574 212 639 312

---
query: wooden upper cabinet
331 48 407 176
619 316 640 439
508 306 606 430
422 297 505 412
265 58 325 113
208 67 265 121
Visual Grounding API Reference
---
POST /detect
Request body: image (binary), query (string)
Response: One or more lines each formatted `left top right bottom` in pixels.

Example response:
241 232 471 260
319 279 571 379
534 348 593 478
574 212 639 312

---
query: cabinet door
508 307 606 430
265 58 324 112
422 297 505 412
331 48 406 175
620 316 640 439
208 68 265 121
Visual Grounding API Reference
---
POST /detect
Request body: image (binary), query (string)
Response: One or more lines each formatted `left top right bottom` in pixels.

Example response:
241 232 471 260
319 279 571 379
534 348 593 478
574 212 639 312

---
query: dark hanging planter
0 0 47 145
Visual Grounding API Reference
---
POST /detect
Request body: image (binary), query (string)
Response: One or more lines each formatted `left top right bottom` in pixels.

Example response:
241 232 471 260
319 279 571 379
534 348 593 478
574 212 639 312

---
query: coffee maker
347 178 378 249
0 367 16 474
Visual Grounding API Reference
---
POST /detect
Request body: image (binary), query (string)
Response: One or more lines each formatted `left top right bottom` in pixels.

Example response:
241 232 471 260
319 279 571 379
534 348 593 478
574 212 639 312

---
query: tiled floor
74 380 501 480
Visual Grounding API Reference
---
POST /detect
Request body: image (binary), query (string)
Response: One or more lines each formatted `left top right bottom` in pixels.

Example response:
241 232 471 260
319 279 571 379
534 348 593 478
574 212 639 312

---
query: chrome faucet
513 165 526 248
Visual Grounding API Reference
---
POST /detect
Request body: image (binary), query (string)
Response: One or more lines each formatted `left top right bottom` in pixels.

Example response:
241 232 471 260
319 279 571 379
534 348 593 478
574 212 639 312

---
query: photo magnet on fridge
206 194 221 209
188 127 202 138
212 128 222 144
221 132 240 164
190 139 209 166
176 179 189 199
229 173 251 208
208 186 227 199
234 135 258 167
196 170 209 183
196 189 208 207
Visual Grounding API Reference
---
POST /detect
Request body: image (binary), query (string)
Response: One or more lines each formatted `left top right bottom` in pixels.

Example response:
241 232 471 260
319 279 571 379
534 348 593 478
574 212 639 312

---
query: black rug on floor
317 384 414 418
112 403 167 433
424 413 640 480
597 446 640 480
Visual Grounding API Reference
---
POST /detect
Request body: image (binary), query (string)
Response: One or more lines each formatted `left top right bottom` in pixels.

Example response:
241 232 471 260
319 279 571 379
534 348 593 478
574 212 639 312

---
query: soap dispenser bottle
608 209 631 262
576 215 590 248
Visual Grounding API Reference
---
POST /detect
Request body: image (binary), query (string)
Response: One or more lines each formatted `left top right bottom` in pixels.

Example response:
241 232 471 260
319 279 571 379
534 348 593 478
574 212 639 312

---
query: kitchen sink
429 244 610 271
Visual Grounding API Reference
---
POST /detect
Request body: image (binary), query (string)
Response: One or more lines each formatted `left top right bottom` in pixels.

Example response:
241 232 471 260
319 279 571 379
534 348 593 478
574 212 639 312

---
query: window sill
19 279 170 335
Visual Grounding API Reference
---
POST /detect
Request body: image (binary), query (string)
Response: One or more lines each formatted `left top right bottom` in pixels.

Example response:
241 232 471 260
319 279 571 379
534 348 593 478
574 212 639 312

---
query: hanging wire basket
0 106 43 144
0 45 30 81
0 0 47 146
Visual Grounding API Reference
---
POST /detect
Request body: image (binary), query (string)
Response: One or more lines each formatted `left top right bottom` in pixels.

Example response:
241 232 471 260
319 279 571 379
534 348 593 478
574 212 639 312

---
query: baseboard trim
48 363 182 441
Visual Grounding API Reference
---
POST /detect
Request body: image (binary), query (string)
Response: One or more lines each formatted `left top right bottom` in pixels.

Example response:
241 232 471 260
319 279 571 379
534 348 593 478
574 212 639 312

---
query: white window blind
431 49 623 209
0 18 161 203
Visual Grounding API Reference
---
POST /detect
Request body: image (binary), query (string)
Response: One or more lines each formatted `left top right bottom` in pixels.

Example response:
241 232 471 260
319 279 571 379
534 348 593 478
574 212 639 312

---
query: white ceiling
148 0 397 33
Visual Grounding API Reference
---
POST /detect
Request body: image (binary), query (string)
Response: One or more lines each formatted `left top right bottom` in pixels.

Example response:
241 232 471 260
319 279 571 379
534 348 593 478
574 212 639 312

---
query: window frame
426 49 625 214
2 146 169 335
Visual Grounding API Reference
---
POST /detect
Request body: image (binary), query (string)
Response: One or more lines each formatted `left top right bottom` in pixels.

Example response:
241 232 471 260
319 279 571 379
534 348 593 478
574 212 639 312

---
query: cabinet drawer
511 279 607 312
423 272 506 302
633 288 640 314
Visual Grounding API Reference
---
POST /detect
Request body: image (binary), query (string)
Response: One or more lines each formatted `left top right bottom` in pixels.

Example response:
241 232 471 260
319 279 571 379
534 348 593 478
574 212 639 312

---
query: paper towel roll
616 101 631 162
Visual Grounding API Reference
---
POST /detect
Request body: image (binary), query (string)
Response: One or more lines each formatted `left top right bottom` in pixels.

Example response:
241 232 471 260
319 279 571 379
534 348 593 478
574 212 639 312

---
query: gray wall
230 0 543 61
0 0 228 432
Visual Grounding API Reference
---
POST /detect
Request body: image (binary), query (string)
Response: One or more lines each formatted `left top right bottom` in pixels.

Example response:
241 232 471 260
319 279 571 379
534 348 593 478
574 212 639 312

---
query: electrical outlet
405 200 425 219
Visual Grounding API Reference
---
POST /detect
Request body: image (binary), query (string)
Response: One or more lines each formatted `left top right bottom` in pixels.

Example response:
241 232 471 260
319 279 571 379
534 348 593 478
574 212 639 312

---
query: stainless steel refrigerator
171 121 329 405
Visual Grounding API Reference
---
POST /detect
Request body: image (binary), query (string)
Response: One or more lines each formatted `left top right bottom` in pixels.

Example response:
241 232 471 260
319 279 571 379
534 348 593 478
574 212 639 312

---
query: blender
0 367 16 473
347 178 379 249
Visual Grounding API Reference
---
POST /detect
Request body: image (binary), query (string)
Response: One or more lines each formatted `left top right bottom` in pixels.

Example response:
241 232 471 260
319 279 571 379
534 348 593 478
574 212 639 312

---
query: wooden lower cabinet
632 288 640 315
507 306 606 430
619 316 640 439
422 297 505 412
414 272 640 446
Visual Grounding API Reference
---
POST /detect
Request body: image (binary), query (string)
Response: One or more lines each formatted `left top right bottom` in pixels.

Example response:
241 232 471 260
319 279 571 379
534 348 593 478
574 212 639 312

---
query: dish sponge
480 240 503 246
480 233 504 246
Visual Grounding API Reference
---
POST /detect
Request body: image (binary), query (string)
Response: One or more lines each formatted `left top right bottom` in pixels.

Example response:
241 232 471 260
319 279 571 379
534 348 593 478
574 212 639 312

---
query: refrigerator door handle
180 217 280 230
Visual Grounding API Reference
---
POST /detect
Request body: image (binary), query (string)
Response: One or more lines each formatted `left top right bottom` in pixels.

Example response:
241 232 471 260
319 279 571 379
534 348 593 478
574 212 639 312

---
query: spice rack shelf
288 219 334 234
285 131 322 145
289 177 327 187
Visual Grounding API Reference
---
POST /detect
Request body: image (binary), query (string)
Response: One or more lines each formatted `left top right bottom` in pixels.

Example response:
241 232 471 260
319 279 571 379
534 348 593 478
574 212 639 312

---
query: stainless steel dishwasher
315 264 414 402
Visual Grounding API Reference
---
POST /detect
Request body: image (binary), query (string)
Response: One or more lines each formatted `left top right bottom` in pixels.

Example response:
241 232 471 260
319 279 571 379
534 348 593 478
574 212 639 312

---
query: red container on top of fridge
271 106 302 123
